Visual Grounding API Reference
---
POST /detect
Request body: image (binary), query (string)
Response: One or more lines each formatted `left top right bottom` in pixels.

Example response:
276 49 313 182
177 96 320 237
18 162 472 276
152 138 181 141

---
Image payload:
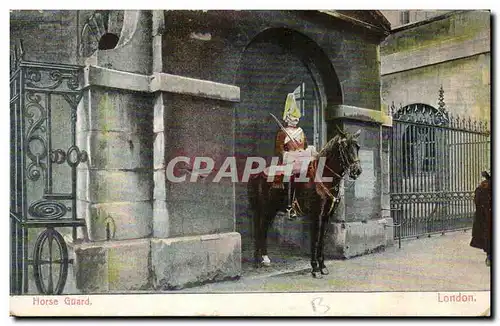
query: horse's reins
321 137 360 181
315 136 361 215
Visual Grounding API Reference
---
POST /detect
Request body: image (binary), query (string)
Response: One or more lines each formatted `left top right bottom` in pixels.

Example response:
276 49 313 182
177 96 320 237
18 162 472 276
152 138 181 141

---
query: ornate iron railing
389 88 490 240
10 41 86 295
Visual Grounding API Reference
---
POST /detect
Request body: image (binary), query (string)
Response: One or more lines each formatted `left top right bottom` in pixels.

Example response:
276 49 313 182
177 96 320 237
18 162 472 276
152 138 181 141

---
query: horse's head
342 129 362 180
320 128 362 180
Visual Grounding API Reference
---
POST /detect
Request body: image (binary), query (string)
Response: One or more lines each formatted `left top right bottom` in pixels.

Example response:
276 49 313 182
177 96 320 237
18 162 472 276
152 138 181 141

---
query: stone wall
10 10 79 64
163 10 383 110
382 53 490 120
381 10 490 120
161 94 235 237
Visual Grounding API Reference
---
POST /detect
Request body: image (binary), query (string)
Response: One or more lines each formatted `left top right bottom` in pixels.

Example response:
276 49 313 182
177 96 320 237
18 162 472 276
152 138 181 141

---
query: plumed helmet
282 93 301 122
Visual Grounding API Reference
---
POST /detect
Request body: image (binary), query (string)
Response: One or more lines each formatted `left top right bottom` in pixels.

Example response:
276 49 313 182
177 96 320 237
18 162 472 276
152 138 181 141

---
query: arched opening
98 33 120 50
402 125 437 176
234 28 342 261
397 103 447 178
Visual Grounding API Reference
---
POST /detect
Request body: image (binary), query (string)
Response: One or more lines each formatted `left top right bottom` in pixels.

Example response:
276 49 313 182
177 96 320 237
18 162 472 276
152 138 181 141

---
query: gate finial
438 85 445 111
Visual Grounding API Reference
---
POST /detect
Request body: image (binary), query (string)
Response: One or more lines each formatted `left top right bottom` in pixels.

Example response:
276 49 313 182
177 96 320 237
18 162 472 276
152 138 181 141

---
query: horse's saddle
264 146 318 179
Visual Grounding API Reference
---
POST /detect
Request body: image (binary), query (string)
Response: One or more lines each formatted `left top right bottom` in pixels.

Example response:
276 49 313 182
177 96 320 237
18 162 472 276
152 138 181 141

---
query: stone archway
234 28 342 261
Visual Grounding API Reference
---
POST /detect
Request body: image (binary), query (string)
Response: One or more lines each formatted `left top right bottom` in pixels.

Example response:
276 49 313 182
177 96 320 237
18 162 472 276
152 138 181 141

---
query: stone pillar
151 11 169 238
323 105 395 258
146 10 241 290
73 10 154 292
73 9 242 292
149 74 242 290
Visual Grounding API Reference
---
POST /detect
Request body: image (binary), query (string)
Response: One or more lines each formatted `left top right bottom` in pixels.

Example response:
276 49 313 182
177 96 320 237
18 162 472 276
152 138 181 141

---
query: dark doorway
235 29 341 262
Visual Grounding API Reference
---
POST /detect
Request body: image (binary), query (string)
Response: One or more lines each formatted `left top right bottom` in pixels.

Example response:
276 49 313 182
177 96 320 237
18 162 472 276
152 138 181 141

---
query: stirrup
286 206 297 220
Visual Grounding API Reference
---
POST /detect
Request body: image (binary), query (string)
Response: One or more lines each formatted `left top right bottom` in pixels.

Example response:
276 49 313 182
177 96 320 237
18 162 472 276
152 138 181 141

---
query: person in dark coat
470 170 492 266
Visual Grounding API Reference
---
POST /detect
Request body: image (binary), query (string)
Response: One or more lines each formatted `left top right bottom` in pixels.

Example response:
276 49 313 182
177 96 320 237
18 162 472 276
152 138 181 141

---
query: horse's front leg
318 198 335 275
310 217 321 278
310 199 326 278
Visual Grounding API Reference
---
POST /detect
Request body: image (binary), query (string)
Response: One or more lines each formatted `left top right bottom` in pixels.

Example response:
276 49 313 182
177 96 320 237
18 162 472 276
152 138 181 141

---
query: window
400 11 410 25
402 125 436 175
288 82 322 148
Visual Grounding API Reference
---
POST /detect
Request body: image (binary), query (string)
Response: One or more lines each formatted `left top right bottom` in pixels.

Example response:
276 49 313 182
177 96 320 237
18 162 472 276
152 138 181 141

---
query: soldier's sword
269 113 301 148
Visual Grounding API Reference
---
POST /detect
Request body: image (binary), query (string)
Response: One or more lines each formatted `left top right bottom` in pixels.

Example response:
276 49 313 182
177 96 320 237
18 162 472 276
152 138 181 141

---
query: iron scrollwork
25 68 80 91
66 145 88 167
12 42 85 296
50 146 88 167
25 92 47 182
28 200 68 220
390 86 489 134
33 228 69 295
50 149 67 164
391 102 450 126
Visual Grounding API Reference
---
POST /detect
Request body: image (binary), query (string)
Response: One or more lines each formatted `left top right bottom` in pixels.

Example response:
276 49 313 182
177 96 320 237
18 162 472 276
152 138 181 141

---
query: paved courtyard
179 230 491 293
59 229 490 295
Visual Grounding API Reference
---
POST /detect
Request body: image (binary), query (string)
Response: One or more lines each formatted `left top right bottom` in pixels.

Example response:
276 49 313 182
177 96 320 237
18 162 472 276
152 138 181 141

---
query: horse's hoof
320 267 329 275
311 271 323 279
261 255 271 267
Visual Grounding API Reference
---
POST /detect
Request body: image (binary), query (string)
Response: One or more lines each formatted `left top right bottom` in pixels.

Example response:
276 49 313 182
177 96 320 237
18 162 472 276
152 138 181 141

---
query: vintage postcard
8 8 491 317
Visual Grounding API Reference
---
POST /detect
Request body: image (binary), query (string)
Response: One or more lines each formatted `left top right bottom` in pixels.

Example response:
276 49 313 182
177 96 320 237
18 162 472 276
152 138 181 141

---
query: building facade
380 10 490 120
10 10 395 293
380 10 491 240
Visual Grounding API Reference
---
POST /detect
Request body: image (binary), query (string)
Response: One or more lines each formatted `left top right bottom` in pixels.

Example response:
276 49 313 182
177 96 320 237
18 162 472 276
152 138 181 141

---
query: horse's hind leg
318 213 331 275
251 178 275 268
260 195 281 266
249 178 264 268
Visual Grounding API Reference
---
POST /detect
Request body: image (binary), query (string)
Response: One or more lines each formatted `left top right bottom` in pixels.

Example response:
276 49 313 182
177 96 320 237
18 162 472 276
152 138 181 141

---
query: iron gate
10 43 87 295
389 96 490 240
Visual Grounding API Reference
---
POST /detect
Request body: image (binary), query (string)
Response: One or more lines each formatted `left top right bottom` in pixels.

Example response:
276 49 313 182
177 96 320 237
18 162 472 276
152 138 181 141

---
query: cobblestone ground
179 230 491 293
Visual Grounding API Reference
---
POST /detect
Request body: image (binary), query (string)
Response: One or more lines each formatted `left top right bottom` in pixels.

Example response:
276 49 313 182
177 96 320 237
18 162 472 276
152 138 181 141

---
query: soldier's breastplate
284 127 305 151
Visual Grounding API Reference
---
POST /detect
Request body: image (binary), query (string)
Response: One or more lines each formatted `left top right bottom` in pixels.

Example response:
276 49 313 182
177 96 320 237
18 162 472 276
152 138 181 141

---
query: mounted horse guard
249 103 363 276
273 92 318 221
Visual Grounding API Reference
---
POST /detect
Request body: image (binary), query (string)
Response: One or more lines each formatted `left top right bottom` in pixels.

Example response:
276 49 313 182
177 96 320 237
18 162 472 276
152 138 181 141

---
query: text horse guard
248 129 363 278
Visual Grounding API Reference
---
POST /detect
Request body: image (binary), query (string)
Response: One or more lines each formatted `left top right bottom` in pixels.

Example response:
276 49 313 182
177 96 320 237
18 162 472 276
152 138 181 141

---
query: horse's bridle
312 135 361 215
325 138 360 180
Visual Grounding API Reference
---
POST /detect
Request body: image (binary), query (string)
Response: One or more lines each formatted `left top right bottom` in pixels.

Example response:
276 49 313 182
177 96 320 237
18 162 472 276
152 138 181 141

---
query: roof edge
318 10 392 36
389 10 485 33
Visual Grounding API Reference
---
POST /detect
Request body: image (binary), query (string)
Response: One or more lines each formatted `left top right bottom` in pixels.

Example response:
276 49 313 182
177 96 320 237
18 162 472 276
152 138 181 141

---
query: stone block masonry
71 233 241 292
151 232 241 290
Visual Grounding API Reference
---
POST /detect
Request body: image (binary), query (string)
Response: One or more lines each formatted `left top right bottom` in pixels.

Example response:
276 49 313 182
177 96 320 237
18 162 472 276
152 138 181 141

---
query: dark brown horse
248 129 362 278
